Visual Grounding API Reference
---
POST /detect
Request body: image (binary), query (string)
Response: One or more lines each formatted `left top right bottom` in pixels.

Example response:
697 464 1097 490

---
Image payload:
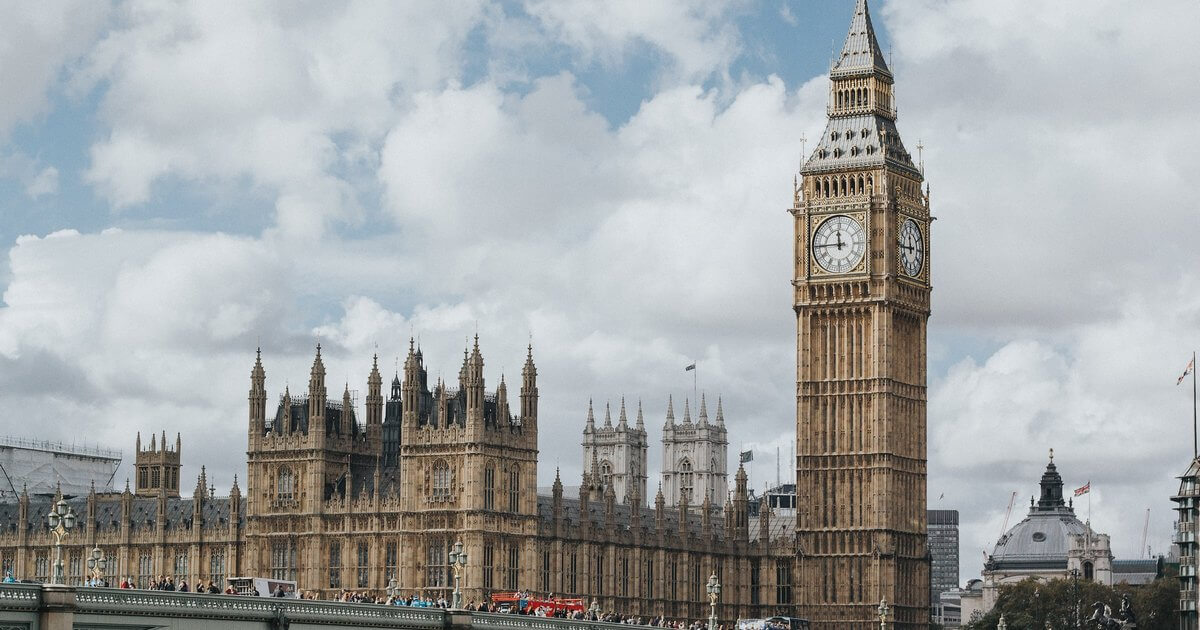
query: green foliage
962 575 1178 630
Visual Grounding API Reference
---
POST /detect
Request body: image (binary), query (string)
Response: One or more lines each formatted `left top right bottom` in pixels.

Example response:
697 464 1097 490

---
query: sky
1 0 1198 587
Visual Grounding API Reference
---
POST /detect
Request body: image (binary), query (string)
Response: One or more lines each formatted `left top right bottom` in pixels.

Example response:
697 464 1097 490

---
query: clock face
899 218 924 276
812 215 866 273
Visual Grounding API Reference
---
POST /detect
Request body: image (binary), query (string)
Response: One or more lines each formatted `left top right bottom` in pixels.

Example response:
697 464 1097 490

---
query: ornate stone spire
698 393 709 426
831 0 891 79
585 399 596 433
664 395 676 429
636 399 645 430
603 401 613 428
617 397 629 431
683 398 692 424
715 396 725 425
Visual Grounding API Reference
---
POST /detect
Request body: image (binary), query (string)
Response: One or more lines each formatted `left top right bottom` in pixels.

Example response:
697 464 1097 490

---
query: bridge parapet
0 586 646 630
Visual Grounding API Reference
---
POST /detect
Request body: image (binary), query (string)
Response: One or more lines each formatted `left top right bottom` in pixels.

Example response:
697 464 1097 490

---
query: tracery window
270 541 296 581
600 461 612 488
356 542 369 588
483 543 494 589
328 541 342 589
483 463 495 510
210 550 225 587
679 458 694 503
432 460 452 501
277 466 294 501
174 551 188 583
138 553 153 587
508 465 520 512
385 542 398 582
507 544 520 590
427 542 448 587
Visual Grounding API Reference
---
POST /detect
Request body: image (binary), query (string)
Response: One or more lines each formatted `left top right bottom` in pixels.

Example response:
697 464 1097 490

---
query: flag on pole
739 450 753 463
1074 481 1090 497
1179 357 1195 385
685 362 696 372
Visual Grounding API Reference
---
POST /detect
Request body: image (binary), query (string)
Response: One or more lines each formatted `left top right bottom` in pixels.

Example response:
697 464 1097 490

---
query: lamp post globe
706 572 721 630
46 499 76 584
448 541 467 609
878 598 890 630
86 546 107 586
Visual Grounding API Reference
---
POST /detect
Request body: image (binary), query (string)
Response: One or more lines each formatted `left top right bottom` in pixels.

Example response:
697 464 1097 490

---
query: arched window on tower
432 460 452 501
509 465 520 512
277 466 294 501
600 460 613 488
1083 561 1094 581
680 458 694 503
483 463 495 510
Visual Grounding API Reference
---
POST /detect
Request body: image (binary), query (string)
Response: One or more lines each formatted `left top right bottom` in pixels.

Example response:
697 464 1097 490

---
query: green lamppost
46 499 76 584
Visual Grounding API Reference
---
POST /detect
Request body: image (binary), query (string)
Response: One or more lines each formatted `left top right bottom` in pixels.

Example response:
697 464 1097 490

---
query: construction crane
998 491 1018 541
1140 508 1150 558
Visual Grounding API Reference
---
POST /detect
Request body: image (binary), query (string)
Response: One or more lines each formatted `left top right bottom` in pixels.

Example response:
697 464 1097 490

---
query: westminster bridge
0 585 639 630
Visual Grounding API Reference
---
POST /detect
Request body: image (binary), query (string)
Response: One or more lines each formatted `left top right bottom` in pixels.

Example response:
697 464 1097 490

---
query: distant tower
134 431 182 497
660 395 728 507
581 398 649 505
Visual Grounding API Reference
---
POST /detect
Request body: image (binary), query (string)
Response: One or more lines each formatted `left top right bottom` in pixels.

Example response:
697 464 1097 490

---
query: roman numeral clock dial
811 214 866 273
899 217 924 276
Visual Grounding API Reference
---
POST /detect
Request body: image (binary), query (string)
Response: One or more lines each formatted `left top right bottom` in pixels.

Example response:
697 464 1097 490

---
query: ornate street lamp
86 546 108 586
46 498 76 584
997 614 1007 630
386 578 400 603
877 598 890 630
706 572 721 630
448 541 467 609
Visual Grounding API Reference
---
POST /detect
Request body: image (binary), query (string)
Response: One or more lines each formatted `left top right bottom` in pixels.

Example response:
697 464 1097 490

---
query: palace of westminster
0 2 934 628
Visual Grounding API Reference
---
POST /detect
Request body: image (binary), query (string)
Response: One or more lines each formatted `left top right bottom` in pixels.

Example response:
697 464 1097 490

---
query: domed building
960 451 1113 622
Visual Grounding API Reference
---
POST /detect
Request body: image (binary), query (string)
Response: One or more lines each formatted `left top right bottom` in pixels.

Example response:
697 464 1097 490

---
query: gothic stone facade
0 341 796 625
793 1 931 628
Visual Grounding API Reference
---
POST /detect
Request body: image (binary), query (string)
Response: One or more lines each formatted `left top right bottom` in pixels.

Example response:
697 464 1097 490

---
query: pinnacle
604 401 612 427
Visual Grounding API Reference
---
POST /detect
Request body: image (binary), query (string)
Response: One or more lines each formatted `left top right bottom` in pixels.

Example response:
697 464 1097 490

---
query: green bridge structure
0 585 638 630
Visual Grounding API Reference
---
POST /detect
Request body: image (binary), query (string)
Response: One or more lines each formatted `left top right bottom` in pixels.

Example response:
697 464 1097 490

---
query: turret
496 375 509 424
585 400 596 434
683 398 692 424
654 483 666 531
715 396 725 426
636 400 645 431
664 395 676 430
520 344 538 428
698 394 709 427
366 353 383 441
249 348 267 440
341 383 353 437
735 464 749 537
603 402 612 429
229 475 241 537
308 344 327 436
402 339 422 427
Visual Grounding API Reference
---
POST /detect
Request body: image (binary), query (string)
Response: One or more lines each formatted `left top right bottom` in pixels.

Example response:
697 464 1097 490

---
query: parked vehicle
227 577 298 598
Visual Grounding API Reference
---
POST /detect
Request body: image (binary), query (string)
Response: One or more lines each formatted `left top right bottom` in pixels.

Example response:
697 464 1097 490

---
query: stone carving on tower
792 0 931 627
582 398 649 505
660 394 728 508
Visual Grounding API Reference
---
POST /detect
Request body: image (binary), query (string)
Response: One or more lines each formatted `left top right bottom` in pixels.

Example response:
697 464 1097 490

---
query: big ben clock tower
792 1 930 628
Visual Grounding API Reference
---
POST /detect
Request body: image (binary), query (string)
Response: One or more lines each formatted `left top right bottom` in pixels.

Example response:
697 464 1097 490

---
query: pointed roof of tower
636 399 645 430
252 347 265 383
603 401 613 428
683 398 692 424
585 399 596 432
617 398 629 430
715 396 725 425
311 343 325 374
665 395 676 429
831 0 891 79
698 393 709 426
369 353 381 381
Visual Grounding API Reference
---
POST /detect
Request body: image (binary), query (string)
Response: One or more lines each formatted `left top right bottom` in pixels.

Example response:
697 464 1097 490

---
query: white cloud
0 153 60 199
0 2 110 138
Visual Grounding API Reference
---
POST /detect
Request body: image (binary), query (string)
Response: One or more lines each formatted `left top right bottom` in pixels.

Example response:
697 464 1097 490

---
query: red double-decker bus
488 592 586 615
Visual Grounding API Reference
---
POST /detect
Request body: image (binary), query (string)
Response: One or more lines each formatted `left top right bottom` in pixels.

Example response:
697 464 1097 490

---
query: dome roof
987 450 1092 569
991 511 1089 564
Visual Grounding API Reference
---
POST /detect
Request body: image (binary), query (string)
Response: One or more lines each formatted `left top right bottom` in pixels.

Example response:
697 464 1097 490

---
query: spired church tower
792 1 931 628
581 398 649 505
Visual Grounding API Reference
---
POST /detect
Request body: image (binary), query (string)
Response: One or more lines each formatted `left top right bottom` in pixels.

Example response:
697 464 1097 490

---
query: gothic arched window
600 460 613 487
432 460 452 501
277 466 294 501
509 465 520 512
1083 561 1094 581
679 458 694 503
483 463 496 510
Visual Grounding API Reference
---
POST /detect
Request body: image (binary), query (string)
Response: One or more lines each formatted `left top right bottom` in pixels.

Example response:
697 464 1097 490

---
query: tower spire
832 0 891 79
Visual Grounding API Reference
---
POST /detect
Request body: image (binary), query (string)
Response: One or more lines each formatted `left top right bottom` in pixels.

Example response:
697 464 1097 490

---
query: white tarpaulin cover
0 437 122 499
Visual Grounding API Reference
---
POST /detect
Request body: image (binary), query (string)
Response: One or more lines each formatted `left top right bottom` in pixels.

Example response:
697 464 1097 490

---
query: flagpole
1193 350 1197 459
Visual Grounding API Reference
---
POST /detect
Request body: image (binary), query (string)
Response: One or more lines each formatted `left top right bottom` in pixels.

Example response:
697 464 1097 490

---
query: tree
962 576 1151 630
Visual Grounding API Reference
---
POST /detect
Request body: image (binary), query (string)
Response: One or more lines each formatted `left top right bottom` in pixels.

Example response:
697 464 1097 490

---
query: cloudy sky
2 0 1199 585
